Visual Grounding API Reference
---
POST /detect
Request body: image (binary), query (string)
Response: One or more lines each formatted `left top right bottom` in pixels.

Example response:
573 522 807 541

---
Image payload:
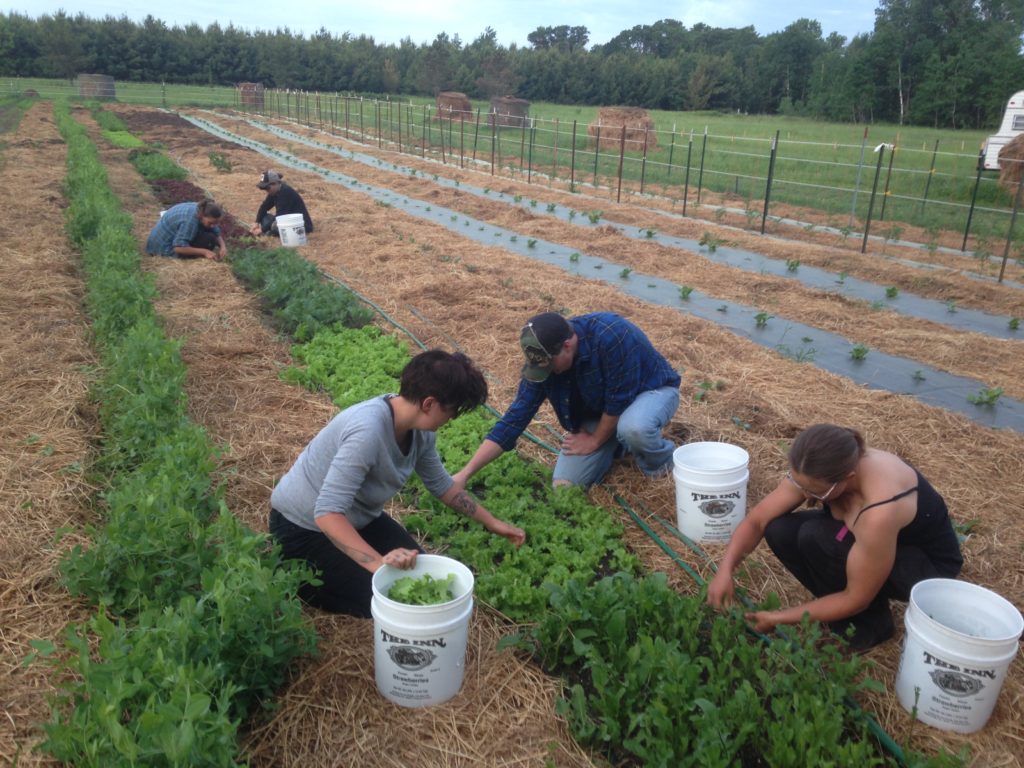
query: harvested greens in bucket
388 573 456 605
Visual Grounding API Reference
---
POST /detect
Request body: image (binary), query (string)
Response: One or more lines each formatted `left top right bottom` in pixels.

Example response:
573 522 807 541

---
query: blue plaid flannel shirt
145 202 220 257
486 312 681 451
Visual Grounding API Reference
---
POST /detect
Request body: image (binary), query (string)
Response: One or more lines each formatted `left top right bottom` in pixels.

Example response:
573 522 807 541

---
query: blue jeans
552 385 680 488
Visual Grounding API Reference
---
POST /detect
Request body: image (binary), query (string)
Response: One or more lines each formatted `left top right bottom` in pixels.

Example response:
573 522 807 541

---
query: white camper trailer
982 90 1024 171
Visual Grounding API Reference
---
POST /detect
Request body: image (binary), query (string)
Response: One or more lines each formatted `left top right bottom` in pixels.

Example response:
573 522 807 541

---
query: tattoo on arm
450 490 480 520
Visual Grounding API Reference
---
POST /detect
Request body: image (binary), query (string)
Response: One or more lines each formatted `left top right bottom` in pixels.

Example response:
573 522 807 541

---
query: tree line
2 1 1022 129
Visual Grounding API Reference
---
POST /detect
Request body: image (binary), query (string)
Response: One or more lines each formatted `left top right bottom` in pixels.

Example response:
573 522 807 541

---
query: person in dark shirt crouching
250 169 314 237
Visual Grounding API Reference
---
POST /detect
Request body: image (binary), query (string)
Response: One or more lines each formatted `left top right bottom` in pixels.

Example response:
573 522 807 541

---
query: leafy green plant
786 259 800 272
527 238 537 249
644 228 656 238
388 573 456 605
967 387 1003 406
586 210 602 224
1009 317 1020 331
569 252 580 262
699 232 722 252
546 202 556 212
850 344 869 361
885 286 899 299
836 271 847 284
678 285 694 300
619 267 632 279
208 151 233 172
128 148 188 181
754 311 772 328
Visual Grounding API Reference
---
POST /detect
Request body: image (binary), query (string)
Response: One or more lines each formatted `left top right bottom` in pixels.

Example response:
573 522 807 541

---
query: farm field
2 98 1023 767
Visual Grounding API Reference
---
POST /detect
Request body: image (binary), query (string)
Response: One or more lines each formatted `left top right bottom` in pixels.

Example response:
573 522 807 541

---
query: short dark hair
789 424 866 483
399 350 487 416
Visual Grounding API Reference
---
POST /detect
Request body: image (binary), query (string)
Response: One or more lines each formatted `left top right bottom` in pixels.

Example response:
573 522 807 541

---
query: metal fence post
697 126 708 205
878 144 897 221
640 128 650 195
683 133 693 216
861 144 887 254
553 117 560 181
490 115 496 174
919 139 939 217
999 175 1024 282
761 131 780 235
961 151 985 251
667 125 676 181
472 108 481 161
570 119 578 190
528 119 535 183
616 124 627 203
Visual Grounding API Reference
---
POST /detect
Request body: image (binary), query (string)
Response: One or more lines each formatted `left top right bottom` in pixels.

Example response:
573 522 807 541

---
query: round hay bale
587 106 658 153
489 96 530 128
77 74 116 100
997 133 1024 192
436 91 472 121
237 82 265 110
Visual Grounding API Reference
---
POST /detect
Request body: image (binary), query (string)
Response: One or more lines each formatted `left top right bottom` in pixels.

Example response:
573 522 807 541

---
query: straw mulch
0 103 99 766
57 103 1024 766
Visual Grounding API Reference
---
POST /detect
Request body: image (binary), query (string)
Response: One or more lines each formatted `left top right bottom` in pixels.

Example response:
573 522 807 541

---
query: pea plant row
26 102 318 767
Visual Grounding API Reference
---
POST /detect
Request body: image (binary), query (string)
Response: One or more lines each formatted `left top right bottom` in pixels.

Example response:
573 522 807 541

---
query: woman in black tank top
707 424 963 651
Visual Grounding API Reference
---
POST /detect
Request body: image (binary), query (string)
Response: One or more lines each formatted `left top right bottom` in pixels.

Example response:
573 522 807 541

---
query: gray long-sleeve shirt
270 396 453 531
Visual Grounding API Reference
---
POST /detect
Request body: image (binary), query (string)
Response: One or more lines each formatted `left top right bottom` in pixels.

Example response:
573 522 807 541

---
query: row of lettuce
42 101 959 767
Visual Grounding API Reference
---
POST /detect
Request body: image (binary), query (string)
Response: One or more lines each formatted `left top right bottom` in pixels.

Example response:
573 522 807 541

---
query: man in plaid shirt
454 311 681 488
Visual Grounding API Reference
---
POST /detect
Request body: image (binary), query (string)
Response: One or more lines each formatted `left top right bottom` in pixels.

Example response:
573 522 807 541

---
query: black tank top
836 469 962 572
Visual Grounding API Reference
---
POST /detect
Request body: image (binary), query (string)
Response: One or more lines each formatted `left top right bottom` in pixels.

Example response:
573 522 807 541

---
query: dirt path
105 105 1024 767
0 103 98 766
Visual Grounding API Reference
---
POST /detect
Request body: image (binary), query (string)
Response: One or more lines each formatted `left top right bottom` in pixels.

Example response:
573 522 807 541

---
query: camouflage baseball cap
519 312 573 382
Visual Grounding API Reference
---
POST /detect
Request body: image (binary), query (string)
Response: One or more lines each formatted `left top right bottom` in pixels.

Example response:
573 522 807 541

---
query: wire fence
250 90 1024 277
7 77 1023 277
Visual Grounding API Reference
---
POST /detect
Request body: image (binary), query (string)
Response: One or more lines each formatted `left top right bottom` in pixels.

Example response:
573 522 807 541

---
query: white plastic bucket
895 578 1023 733
672 442 749 542
276 213 306 247
370 554 474 708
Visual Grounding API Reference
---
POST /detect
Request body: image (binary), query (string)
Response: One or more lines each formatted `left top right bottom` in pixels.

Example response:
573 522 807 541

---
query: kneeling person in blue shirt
145 199 227 260
454 311 681 489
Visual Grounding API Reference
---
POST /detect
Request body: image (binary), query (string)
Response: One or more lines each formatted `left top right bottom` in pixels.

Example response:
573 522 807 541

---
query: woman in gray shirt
270 350 526 616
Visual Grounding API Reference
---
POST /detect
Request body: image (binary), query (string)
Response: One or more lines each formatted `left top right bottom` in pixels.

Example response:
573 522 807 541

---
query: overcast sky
7 0 880 46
